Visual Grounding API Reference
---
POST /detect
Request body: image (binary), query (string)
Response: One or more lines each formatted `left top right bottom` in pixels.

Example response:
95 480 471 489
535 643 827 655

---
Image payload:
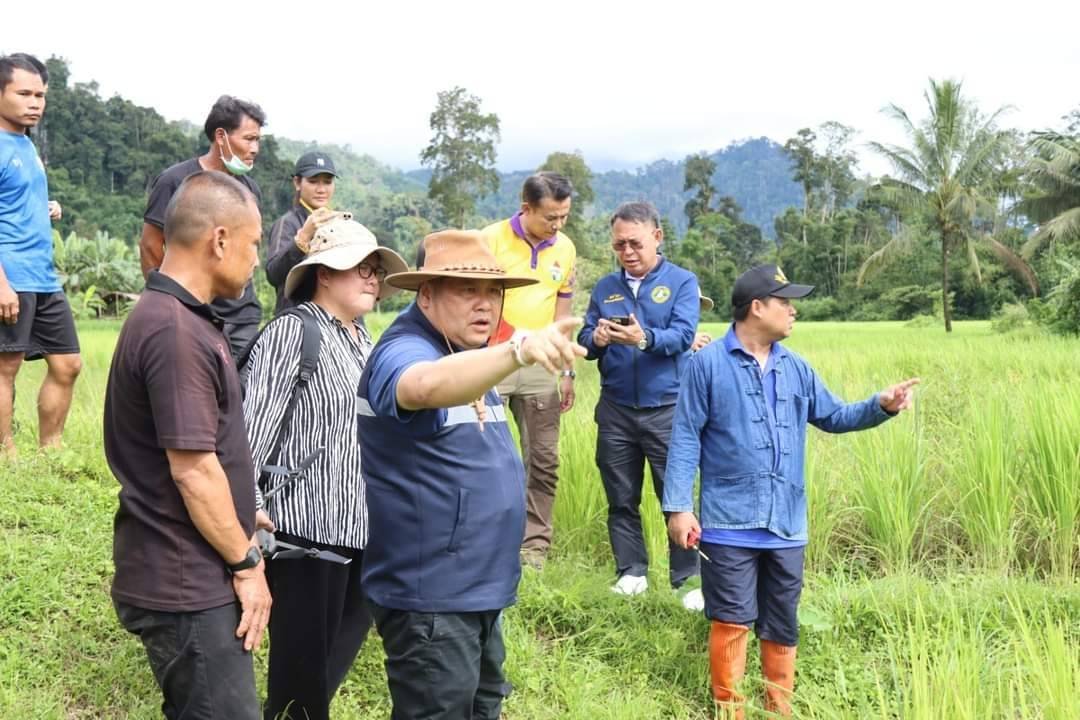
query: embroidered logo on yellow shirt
775 267 789 283
603 293 625 304
651 286 672 304
550 261 564 283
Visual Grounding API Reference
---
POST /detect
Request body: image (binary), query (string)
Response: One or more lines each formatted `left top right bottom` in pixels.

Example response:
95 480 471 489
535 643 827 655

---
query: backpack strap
295 307 320 387
249 306 324 492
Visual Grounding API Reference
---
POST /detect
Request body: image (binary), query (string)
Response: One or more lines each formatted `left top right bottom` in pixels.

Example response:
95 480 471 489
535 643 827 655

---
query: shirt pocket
707 473 760 526
774 475 809 538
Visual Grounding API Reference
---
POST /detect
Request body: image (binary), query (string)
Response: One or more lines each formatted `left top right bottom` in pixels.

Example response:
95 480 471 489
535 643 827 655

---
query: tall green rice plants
879 596 1004 720
1007 603 1080 720
805 439 860 572
852 408 934 572
860 584 1078 720
551 364 611 560
1022 385 1080 578
954 395 1022 571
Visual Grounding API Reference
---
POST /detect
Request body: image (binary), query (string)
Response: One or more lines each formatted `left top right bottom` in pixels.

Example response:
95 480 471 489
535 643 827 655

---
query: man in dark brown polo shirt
104 170 270 719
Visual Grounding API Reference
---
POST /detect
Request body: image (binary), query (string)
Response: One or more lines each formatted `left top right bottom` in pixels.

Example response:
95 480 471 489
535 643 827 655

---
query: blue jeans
114 600 258 720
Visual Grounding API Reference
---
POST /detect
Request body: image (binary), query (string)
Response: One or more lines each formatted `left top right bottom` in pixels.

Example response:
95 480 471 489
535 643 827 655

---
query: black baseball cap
294 151 337 178
731 264 814 306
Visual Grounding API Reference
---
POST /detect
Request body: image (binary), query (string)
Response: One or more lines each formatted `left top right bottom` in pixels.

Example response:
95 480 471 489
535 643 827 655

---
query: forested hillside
30 56 1080 330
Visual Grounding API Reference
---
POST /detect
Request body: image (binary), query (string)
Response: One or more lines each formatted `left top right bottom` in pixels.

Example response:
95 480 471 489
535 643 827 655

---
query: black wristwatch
227 546 263 574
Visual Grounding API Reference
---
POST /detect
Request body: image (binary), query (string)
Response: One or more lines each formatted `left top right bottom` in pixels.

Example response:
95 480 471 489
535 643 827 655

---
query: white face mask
219 132 253 176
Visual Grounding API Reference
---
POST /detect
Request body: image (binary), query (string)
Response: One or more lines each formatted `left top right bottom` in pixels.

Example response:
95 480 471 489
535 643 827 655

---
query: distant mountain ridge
404 137 801 237
33 55 800 242
187 115 803 236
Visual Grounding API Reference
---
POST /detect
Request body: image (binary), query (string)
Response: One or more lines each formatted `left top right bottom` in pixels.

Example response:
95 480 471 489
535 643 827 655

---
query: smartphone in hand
608 315 632 326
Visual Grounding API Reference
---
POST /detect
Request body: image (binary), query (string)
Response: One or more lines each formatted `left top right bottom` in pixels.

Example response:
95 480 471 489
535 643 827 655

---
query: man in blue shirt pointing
663 264 918 718
358 229 586 719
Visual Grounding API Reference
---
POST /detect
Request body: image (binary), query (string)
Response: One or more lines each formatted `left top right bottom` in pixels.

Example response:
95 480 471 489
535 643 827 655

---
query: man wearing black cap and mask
265 151 338 312
662 264 919 718
139 95 266 359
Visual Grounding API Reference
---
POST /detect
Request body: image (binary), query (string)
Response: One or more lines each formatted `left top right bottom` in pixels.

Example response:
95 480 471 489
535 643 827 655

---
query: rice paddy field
1 318 1078 718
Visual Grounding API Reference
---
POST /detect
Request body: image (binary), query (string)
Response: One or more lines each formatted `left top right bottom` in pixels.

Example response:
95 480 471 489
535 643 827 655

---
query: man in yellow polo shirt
482 171 576 568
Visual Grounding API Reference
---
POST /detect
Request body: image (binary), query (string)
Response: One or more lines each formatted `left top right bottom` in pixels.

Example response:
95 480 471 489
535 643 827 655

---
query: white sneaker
680 588 705 611
611 574 648 596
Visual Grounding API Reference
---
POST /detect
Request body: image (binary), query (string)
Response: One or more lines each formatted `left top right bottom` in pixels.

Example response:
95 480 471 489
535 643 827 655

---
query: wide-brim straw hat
284 214 409 301
386 229 538 291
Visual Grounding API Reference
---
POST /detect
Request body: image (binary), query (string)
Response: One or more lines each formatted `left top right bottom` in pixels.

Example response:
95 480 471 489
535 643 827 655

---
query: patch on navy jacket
650 285 672 303
603 293 625 304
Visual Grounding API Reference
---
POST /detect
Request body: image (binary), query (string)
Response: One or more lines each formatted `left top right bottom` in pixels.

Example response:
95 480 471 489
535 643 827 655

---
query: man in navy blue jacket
578 201 702 608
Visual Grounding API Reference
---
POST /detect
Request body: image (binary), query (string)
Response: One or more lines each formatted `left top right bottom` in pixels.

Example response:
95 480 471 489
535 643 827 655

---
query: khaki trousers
498 364 561 553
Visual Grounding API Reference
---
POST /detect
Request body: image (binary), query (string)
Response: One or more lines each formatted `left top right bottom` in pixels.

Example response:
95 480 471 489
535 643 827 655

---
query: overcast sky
8 0 1079 176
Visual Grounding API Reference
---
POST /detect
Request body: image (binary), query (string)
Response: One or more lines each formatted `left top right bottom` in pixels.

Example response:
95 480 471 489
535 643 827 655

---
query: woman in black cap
265 151 338 312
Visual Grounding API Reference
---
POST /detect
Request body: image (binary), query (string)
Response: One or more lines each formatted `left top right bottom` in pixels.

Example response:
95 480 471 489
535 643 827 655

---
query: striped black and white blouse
242 301 371 549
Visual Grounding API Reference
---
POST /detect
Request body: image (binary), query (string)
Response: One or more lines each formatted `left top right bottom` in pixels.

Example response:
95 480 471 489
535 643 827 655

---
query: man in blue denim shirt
662 264 918 718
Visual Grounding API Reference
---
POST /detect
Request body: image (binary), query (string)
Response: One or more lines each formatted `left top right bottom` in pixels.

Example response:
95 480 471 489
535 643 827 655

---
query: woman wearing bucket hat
356 229 587 719
265 151 339 313
241 213 408 720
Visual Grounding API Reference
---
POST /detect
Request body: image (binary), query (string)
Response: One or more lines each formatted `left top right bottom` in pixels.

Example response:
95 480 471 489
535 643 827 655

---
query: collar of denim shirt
721 323 788 366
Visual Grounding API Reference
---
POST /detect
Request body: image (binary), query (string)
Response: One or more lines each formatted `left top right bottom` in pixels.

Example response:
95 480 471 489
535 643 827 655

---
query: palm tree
858 79 1038 332
1019 130 1080 256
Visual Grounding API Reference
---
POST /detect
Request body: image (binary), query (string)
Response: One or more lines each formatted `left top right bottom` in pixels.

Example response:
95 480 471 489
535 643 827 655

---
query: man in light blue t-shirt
0 53 81 457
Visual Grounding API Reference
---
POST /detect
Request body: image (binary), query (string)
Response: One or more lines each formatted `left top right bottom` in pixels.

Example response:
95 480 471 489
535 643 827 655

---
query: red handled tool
687 527 711 563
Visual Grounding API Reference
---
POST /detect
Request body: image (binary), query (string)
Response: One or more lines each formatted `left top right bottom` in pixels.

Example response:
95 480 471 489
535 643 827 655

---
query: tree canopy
420 86 500 227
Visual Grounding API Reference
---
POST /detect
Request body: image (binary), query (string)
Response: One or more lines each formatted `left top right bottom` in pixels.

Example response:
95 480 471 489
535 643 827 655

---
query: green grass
953 394 1022 572
2 319 1079 718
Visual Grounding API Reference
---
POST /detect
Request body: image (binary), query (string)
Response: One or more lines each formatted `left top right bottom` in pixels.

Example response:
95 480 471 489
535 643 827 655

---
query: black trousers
114 600 258 720
370 603 510 720
595 396 699 587
264 536 370 720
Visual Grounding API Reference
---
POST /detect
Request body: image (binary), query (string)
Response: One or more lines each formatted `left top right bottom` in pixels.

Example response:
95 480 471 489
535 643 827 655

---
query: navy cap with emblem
731 264 814 306
293 151 338 178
